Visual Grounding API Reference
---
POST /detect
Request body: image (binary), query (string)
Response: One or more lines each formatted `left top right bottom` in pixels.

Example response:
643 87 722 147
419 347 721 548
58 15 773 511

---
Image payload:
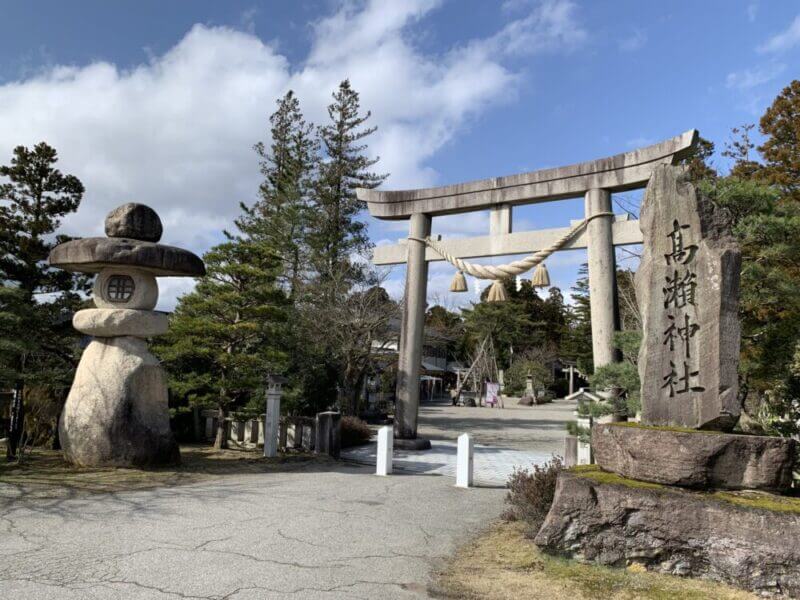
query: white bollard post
376 426 393 476
456 433 474 488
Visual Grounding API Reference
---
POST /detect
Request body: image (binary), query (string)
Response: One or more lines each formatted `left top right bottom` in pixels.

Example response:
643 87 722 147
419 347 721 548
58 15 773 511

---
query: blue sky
1 1 798 309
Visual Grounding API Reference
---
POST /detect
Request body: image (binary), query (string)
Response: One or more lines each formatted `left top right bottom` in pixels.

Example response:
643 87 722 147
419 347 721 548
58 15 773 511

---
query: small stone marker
263 375 285 458
636 165 742 430
456 433 473 488
376 426 393 476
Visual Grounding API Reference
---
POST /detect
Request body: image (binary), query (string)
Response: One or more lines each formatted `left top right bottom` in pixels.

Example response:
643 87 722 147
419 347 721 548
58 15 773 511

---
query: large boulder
535 468 800 597
59 336 179 467
593 423 797 492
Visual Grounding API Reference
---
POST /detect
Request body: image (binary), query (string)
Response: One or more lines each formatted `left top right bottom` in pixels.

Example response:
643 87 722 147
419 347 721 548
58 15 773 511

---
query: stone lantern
49 203 205 467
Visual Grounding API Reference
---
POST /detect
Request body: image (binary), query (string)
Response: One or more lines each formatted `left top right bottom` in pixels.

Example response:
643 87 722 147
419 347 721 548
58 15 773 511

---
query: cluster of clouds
0 0 587 309
726 11 800 96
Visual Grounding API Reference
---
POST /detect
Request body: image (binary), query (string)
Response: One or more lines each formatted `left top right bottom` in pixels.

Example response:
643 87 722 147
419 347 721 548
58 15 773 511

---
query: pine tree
154 240 287 449
309 80 387 282
699 176 800 435
758 79 800 204
562 264 594 374
681 135 717 182
237 91 316 300
0 143 86 459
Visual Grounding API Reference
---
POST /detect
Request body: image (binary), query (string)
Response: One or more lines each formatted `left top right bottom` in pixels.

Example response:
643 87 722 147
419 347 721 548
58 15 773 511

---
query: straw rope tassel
531 262 550 287
486 280 507 302
449 270 468 292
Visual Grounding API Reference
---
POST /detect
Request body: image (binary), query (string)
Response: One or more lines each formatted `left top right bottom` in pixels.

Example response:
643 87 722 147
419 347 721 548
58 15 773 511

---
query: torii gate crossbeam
358 130 698 444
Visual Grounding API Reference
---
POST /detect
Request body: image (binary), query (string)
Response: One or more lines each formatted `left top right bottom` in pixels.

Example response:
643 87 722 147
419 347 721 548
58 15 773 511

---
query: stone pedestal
60 336 179 467
593 423 796 492
535 468 800 597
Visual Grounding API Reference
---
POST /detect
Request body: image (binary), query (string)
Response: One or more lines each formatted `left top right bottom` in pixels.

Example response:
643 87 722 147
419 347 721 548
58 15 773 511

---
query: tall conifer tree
309 80 386 282
237 91 316 300
0 143 86 459
155 240 287 449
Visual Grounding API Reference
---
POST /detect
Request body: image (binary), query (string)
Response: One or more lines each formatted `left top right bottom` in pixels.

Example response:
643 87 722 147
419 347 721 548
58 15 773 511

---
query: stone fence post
315 412 341 458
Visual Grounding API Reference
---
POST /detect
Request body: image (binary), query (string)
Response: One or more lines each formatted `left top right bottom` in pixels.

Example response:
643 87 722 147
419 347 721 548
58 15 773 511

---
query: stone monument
49 203 205 467
636 165 742 430
535 166 800 596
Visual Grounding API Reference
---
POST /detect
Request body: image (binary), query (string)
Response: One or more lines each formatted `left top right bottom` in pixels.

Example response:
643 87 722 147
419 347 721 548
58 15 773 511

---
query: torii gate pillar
585 189 619 367
396 213 431 443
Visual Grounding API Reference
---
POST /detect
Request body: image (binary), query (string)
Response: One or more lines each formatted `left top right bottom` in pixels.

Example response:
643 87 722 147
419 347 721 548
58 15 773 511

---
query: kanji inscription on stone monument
636 165 742 430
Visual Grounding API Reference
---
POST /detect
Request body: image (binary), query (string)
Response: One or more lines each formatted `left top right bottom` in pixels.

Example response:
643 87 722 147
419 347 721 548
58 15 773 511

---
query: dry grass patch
432 521 756 600
0 443 330 498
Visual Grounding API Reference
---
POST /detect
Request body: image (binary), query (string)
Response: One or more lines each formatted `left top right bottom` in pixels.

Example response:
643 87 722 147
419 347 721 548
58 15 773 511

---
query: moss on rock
569 465 800 514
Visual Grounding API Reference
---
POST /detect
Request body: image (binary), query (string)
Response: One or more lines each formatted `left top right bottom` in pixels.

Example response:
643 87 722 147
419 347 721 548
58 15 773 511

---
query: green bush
503 456 564 537
340 416 372 448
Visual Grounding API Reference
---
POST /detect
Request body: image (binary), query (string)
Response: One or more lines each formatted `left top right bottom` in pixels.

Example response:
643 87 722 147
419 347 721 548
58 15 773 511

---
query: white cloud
482 0 586 57
747 2 758 22
725 62 786 89
757 14 800 54
0 0 585 310
618 29 647 52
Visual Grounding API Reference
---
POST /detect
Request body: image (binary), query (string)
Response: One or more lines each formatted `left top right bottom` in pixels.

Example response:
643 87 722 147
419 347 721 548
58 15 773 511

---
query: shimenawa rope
409 212 614 280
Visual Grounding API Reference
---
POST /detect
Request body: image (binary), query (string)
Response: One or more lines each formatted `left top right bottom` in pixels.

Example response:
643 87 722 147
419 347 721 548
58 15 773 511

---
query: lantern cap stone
105 203 163 242
49 203 205 277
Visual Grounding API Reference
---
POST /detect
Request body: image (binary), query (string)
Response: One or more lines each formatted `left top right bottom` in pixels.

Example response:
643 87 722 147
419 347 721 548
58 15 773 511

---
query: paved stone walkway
0 398 576 599
0 462 504 599
342 440 550 486
343 397 577 486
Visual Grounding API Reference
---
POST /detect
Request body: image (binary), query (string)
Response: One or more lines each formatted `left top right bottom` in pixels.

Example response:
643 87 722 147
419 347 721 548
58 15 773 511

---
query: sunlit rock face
50 203 204 467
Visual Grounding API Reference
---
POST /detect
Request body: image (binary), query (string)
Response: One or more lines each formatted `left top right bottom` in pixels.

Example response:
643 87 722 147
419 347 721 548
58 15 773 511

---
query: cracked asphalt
0 460 505 599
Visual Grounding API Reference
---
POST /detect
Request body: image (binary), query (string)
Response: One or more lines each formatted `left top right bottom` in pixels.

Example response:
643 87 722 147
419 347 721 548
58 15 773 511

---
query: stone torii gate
358 130 698 446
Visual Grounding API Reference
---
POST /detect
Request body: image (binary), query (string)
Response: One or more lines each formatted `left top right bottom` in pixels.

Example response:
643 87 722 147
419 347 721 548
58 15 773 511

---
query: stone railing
202 411 317 451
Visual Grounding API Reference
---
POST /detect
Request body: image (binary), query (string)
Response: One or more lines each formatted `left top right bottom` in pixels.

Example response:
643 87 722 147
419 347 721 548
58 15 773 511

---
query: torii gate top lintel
357 130 698 220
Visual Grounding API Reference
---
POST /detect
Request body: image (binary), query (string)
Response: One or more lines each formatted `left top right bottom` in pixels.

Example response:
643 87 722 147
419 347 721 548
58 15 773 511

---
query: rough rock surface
636 165 742 430
59 336 179 467
105 202 163 242
73 308 169 338
92 268 159 310
49 237 205 276
535 469 800 597
593 423 797 492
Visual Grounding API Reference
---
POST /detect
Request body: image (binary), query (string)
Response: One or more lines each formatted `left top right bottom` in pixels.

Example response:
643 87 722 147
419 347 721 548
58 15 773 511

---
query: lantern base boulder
535 466 800 597
59 336 179 467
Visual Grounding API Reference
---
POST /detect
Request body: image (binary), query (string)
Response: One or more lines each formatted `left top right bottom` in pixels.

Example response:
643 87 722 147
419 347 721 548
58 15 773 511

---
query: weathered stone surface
315 411 341 458
73 308 169 338
59 336 179 467
636 165 742 430
49 237 205 276
535 469 800 597
359 130 697 219
105 203 163 242
593 423 797 492
92 268 159 310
